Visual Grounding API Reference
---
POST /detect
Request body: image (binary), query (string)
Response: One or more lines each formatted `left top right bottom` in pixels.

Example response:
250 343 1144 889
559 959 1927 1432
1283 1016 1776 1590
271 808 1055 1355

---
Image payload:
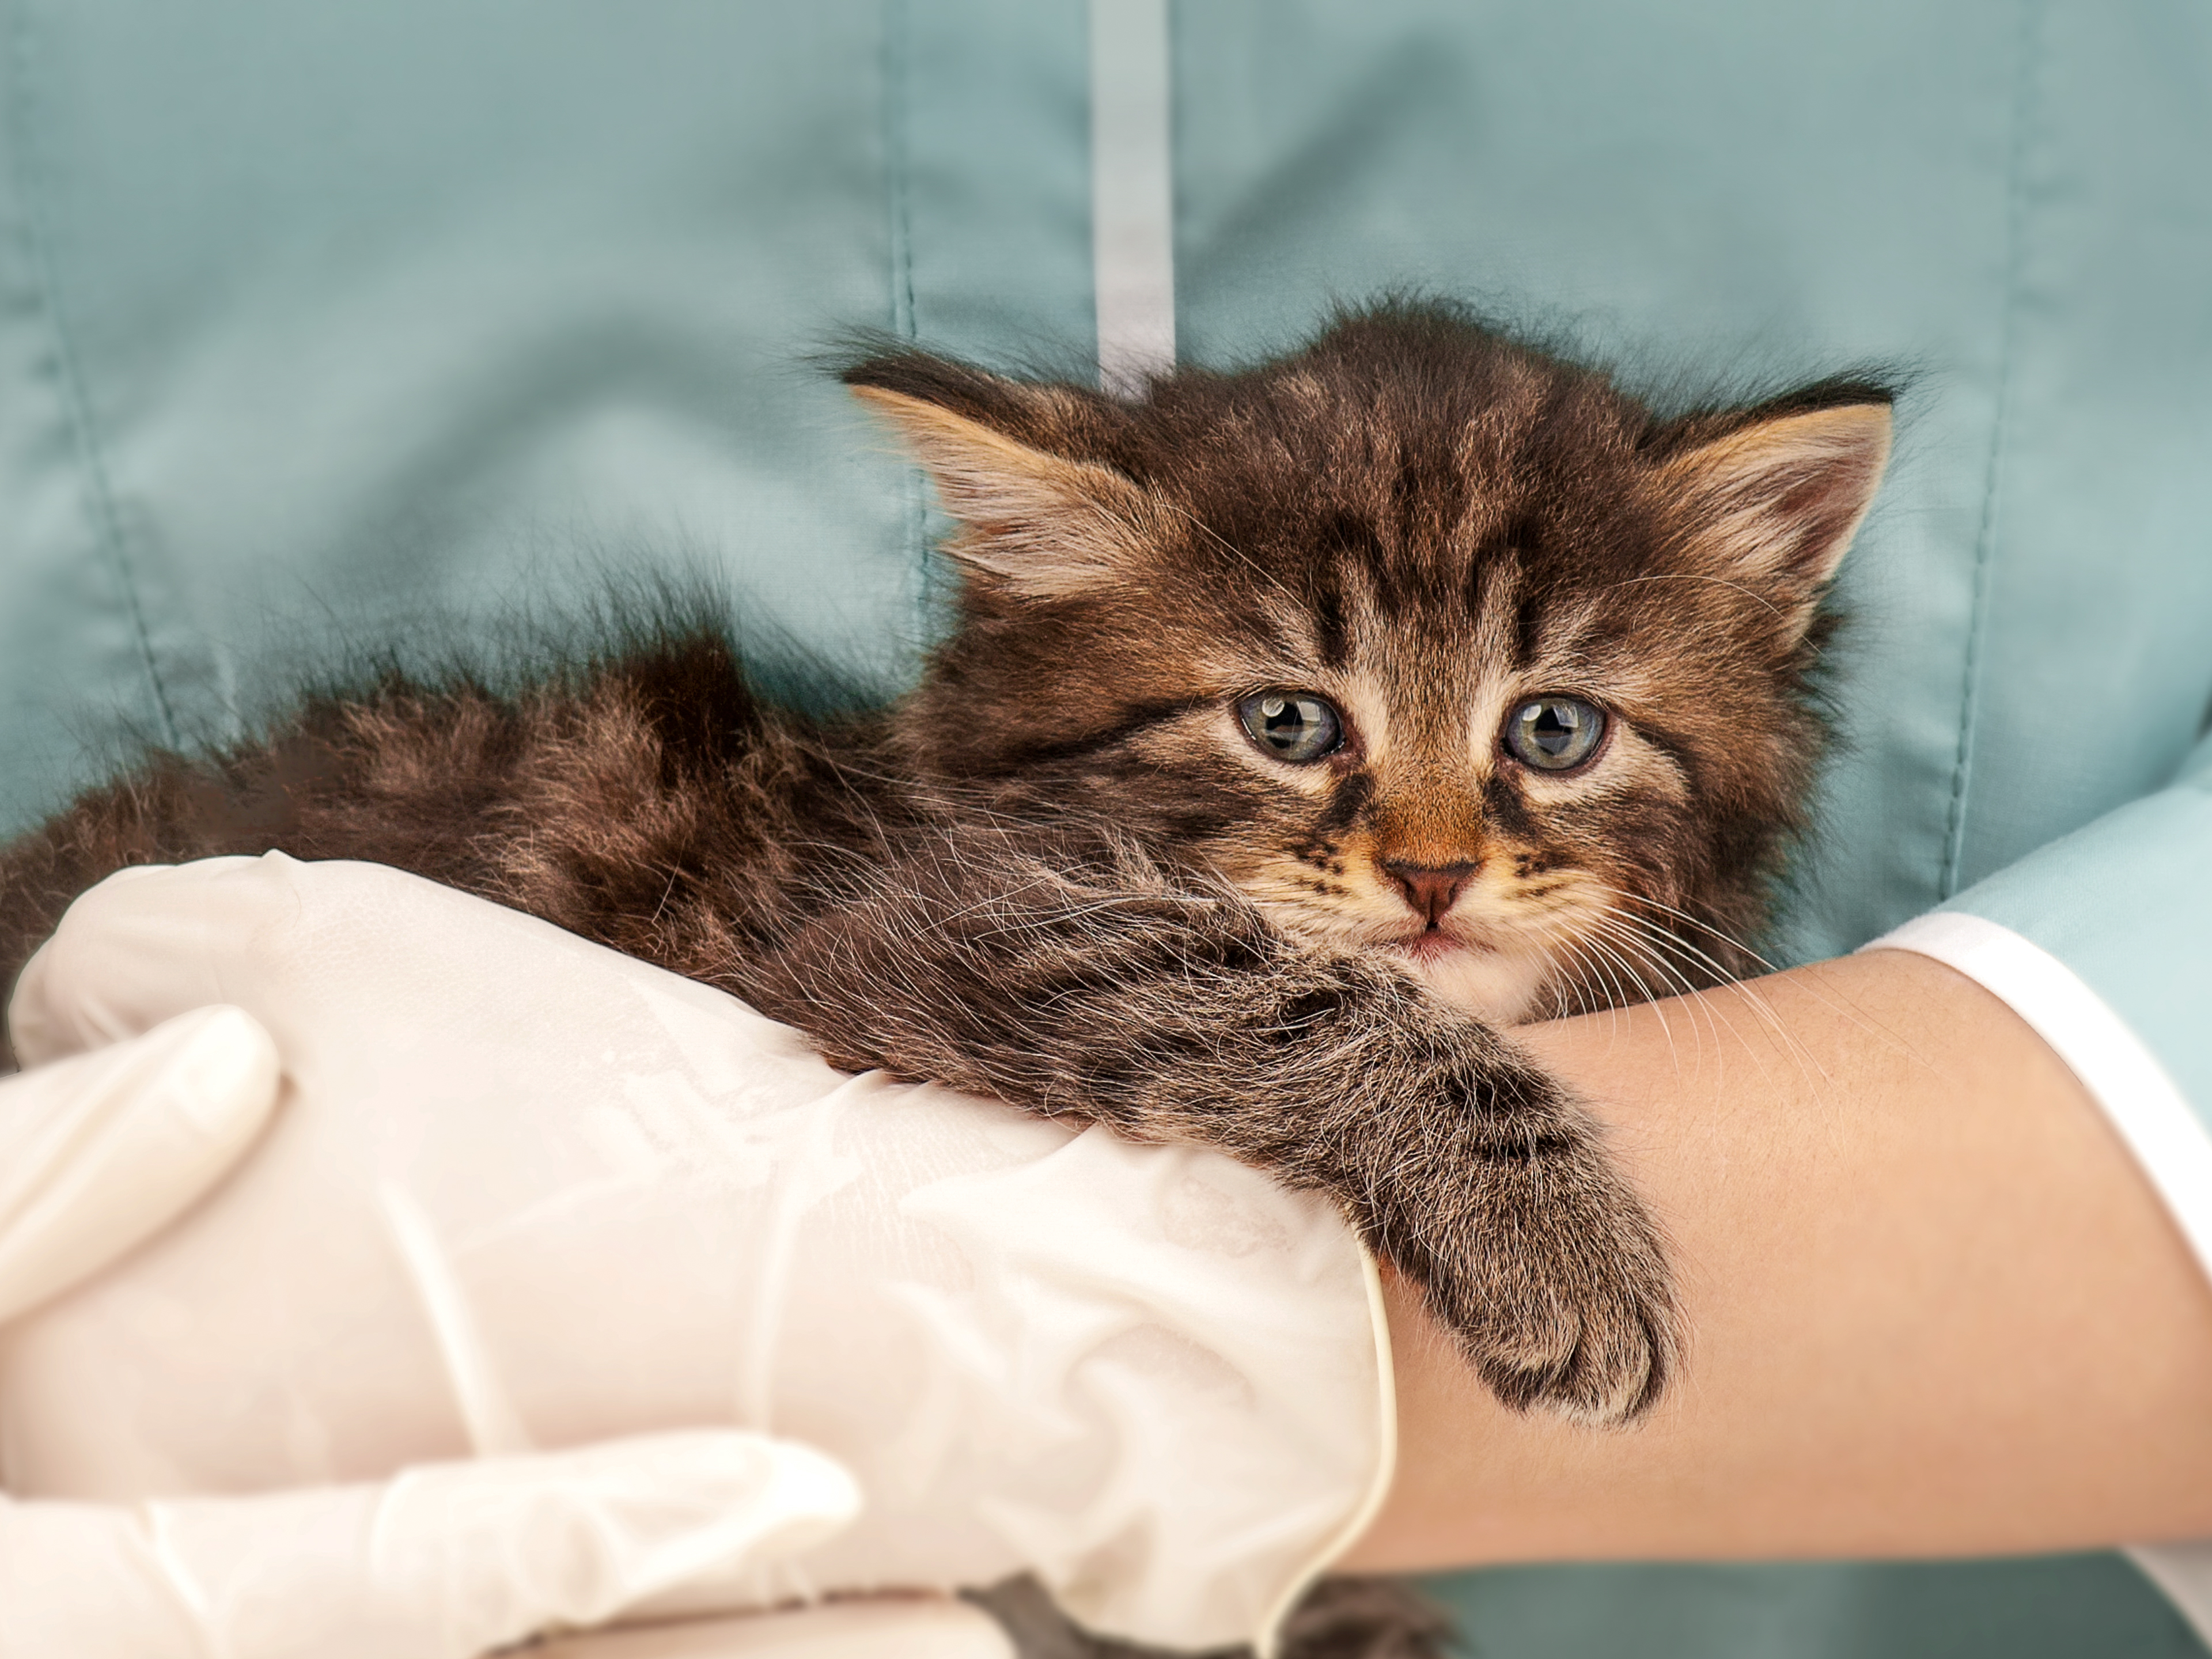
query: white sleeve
1869 911 2212 1645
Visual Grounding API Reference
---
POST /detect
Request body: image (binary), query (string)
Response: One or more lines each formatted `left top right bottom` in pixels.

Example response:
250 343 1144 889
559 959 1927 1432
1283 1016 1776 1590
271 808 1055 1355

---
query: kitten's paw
1373 1115 1681 1425
1458 1207 1679 1426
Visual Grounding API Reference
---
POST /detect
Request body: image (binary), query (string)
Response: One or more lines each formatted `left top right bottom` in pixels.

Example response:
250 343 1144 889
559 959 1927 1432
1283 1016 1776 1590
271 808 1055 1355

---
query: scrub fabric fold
3 2 2211 1655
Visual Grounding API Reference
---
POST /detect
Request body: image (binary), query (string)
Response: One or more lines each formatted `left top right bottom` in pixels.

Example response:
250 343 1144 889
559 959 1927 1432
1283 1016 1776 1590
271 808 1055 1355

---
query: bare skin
1341 948 2212 1571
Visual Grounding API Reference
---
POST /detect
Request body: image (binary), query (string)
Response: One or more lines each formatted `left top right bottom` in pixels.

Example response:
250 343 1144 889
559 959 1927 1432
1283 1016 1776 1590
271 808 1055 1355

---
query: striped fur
0 302 1891 1659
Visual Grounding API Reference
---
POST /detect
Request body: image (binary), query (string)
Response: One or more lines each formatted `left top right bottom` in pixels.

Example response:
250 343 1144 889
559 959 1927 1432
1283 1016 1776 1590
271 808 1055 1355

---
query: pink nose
1380 860 1479 927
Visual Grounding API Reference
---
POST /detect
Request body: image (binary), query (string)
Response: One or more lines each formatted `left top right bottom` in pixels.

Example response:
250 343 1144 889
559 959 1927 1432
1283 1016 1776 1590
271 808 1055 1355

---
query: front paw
1366 1113 1680 1425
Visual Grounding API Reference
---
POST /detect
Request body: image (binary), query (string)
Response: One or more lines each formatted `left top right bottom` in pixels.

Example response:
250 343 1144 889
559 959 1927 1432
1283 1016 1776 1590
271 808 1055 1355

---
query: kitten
0 301 1889 1656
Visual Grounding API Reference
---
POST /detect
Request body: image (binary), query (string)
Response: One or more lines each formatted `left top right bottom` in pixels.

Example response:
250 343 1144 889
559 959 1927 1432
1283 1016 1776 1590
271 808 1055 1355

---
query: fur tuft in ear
1660 400 1892 627
849 385 1157 601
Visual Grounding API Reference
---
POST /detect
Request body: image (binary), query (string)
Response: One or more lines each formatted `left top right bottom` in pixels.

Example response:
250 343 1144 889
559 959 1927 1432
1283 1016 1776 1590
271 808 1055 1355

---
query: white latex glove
0 998 872 1658
0 1004 279 1329
0 855 1391 1654
534 1600 1016 1658
0 1431 863 1659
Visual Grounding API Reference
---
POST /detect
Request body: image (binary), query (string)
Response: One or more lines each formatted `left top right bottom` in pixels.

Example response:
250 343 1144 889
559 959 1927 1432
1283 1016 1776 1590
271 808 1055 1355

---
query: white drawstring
1089 0 1176 398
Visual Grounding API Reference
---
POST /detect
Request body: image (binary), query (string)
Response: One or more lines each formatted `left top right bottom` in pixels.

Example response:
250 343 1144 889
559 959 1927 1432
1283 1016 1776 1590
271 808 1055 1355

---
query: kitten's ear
846 369 1156 601
1659 398 1892 628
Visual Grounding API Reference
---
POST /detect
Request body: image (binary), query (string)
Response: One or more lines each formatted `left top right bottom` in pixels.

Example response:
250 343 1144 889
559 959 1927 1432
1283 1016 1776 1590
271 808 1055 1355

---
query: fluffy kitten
0 301 1889 1656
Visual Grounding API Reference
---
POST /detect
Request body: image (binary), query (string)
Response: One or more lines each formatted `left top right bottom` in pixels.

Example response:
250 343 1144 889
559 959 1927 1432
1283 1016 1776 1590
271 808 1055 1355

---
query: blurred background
2 3 2208 1652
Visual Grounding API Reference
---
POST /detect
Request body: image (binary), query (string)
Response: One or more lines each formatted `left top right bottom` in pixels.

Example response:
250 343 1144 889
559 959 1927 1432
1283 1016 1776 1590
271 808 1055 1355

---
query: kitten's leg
964 1571 1450 1659
738 829 1679 1425
963 1574 1244 1658
1271 1577 1455 1659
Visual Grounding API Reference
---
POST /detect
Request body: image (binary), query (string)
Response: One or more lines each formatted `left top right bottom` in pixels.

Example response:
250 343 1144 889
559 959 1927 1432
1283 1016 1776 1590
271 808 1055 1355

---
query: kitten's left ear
1659 398 1892 628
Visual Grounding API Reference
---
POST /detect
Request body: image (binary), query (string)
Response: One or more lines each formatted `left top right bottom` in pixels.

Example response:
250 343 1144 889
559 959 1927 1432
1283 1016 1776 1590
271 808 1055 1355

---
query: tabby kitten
0 301 1888 1438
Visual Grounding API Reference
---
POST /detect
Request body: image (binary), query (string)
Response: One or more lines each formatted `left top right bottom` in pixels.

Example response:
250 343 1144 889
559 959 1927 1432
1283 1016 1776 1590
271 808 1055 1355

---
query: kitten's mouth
1396 930 1490 961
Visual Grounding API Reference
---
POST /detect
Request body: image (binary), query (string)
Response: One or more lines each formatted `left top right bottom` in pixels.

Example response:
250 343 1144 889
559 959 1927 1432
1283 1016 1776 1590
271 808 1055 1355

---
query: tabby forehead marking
853 301 1892 1021
1187 515 1702 1002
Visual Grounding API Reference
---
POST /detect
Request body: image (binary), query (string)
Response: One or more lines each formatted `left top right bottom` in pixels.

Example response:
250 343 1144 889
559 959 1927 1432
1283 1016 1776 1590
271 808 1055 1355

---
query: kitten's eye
1237 690 1344 763
1505 696 1607 771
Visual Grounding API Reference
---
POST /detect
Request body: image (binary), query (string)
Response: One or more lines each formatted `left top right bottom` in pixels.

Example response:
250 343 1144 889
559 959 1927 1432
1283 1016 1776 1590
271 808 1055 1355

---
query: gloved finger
12 853 647 1069
7 856 294 1065
0 1430 861 1659
533 1600 1013 1658
0 1004 279 1325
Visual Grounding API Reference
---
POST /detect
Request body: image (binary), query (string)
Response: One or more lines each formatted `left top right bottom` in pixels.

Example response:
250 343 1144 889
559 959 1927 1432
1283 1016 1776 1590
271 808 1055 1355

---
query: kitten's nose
1380 859 1479 927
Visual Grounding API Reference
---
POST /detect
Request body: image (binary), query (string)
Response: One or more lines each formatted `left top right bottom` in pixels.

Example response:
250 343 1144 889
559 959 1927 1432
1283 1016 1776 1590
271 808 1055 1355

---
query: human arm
1342 944 2212 1571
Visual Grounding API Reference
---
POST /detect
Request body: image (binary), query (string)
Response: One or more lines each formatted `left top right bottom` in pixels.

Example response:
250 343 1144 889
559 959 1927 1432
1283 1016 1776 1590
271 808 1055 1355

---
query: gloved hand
0 1003 279 1330
0 999 874 1659
1 855 1390 1654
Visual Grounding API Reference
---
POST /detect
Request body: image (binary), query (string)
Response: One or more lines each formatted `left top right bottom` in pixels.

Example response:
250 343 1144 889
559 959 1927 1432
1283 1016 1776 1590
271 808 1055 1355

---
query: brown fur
0 301 1891 1658
966 1571 1452 1659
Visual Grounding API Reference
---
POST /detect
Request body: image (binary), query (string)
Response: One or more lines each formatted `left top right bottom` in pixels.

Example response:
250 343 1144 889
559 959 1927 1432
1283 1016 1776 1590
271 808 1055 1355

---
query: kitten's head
852 304 1891 1020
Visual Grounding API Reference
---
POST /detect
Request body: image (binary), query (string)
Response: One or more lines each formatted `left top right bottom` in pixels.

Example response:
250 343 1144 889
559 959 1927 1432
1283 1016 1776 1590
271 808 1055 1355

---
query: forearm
1343 948 2212 1570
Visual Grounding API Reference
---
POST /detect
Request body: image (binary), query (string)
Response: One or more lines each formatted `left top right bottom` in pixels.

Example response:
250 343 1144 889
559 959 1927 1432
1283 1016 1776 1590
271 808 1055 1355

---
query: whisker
1589 908 1745 1019
1583 911 1731 1069
1597 910 1743 990
1585 916 1711 1058
1577 908 1745 1066
1546 936 1616 1022
1585 894 1850 1088
1604 571 1787 620
1592 905 1836 1093
1563 931 1639 1047
1585 882 1781 978
1584 911 1695 1002
1153 499 1305 606
1580 923 1670 1012
1576 930 1680 1071
1544 934 1609 1027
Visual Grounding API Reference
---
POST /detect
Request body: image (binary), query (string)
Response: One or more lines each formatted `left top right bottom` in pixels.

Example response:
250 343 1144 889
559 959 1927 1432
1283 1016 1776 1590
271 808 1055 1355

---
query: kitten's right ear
844 358 1156 601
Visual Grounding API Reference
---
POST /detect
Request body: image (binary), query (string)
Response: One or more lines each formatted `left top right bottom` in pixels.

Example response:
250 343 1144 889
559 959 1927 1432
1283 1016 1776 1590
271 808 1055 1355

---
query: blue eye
1238 690 1344 763
1505 696 1607 771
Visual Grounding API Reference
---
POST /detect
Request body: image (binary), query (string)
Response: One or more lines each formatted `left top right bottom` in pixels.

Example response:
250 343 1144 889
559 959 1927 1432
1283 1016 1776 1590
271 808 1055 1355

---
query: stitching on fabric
1941 0 2044 899
883 0 929 619
6 0 179 746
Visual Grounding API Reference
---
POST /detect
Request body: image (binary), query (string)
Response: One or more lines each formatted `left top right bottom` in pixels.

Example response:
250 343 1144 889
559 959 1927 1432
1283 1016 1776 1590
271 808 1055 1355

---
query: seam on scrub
1251 1242 1400 1659
1088 0 1177 395
5 1 180 748
1940 0 2044 899
882 0 929 623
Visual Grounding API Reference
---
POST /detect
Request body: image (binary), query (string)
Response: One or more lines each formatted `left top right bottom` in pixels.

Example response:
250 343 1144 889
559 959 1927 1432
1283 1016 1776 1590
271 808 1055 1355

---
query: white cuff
1865 911 2212 1644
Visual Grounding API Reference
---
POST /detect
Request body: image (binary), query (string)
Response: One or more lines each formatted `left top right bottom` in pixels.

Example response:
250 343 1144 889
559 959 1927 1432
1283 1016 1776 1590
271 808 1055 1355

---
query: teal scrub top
3 3 2210 1654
